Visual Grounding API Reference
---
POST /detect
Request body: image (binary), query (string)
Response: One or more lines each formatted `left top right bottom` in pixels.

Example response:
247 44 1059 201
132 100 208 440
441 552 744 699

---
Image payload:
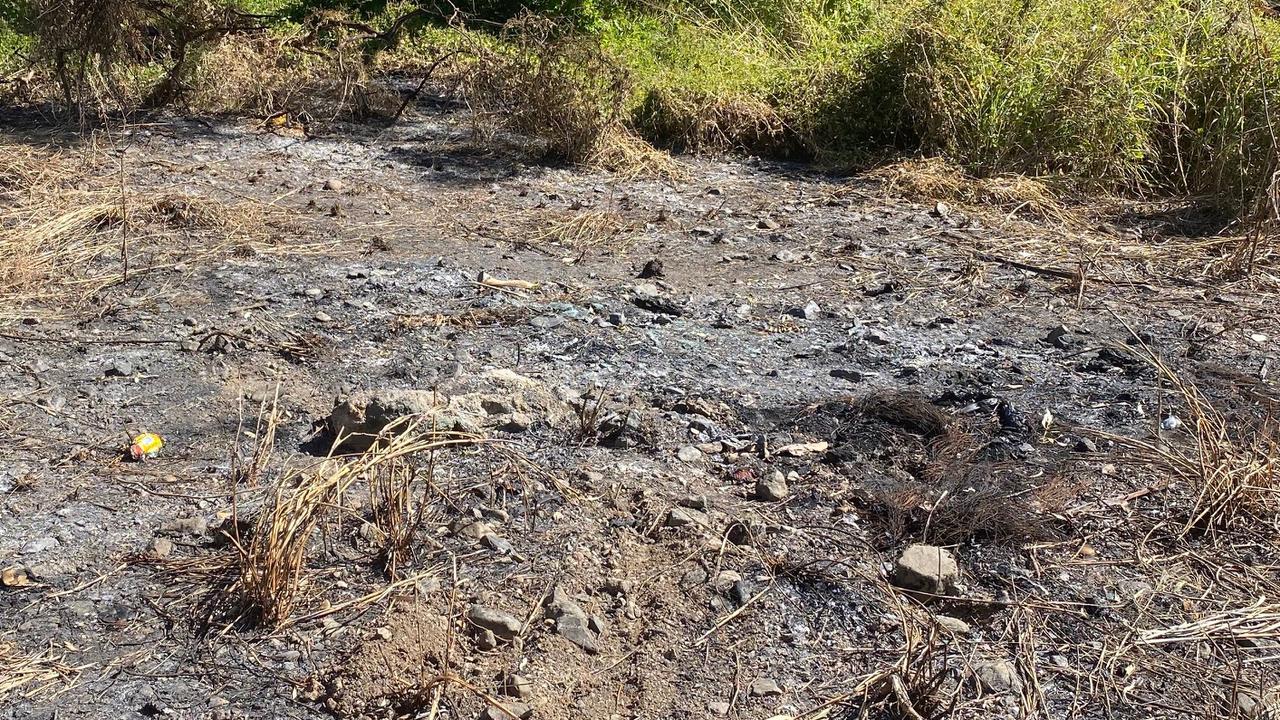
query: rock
1046 325 1076 349
974 660 1022 694
544 587 587 621
755 470 788 501
1 566 35 588
475 629 499 651
830 368 866 383
481 533 514 554
1236 690 1279 720
708 701 731 715
555 615 599 654
606 312 626 326
104 360 133 377
21 536 60 554
499 413 533 433
632 295 685 317
1074 437 1098 453
328 389 476 451
677 445 703 463
304 287 323 298
934 615 971 635
638 259 665 279
772 248 799 263
588 614 608 634
467 604 522 641
161 516 208 536
149 538 174 559
729 579 754 606
530 315 565 329
314 310 332 323
892 544 960 594
323 178 344 192
757 217 781 230
679 494 710 511
501 674 533 700
750 678 784 697
483 701 533 720
664 507 708 529
787 300 821 320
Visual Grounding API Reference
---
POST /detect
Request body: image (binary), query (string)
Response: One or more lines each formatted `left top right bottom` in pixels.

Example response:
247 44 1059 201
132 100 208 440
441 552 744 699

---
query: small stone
314 311 332 323
750 678 783 697
975 660 1022 694
709 701 730 715
481 533 514 554
679 495 710 511
934 615 971 635
475 629 499 651
787 300 821 320
323 178 345 192
499 413 533 433
304 288 323 298
544 587 587 621
830 368 865 383
757 217 781 230
556 615 599 654
161 517 208 536
755 470 788 501
677 446 703 463
21 536 59 554
1046 325 1076 349
892 544 960 594
530 315 565 329
637 259 664 279
772 248 799 263
483 702 532 720
375 626 393 641
467 604 522 640
502 674 533 700
606 312 626 326
149 537 174 559
1074 437 1098 453
664 507 708 529
104 360 133 378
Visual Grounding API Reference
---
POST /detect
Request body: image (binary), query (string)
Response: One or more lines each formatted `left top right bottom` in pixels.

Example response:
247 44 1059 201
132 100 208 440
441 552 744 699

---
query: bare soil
2 105 1279 720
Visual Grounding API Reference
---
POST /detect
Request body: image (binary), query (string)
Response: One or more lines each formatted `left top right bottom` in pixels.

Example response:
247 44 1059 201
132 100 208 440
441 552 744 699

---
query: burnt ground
2 106 1280 720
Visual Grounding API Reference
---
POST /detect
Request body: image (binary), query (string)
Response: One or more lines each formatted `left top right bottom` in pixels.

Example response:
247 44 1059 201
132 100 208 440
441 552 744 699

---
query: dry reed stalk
215 418 480 628
1093 335 1280 538
0 641 84 704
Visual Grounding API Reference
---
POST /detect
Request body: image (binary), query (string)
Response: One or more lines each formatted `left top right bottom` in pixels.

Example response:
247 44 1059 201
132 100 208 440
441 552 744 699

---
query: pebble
314 311 332 323
750 678 783 697
149 537 174 558
755 470 788 501
466 604 522 640
21 536 60 554
676 445 703 463
787 300 821 320
664 507 708 529
892 544 960 594
304 288 323 298
323 178 344 192
975 659 1022 694
104 360 134 378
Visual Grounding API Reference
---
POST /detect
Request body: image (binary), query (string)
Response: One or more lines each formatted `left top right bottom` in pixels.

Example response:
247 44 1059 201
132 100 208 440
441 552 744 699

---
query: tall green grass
598 0 1280 210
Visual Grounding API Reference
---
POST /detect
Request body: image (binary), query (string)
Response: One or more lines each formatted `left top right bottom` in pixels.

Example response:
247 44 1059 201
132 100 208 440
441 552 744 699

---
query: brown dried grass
0 640 83 704
868 157 1070 221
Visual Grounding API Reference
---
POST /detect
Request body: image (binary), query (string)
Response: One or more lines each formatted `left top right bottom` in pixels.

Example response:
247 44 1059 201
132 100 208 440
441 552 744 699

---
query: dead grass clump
185 417 477 629
0 640 83 704
462 16 677 177
0 143 290 321
1100 341 1280 539
633 86 791 156
868 157 1071 221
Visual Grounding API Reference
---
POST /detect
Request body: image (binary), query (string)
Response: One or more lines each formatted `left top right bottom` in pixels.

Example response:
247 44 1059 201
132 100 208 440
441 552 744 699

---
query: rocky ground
2 104 1279 720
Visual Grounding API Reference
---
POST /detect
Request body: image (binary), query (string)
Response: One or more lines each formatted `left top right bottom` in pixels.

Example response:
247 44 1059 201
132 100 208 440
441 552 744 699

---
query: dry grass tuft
462 17 678 178
868 157 1071 221
0 141 303 321
219 418 476 628
1099 338 1280 538
634 86 790 156
0 640 83 704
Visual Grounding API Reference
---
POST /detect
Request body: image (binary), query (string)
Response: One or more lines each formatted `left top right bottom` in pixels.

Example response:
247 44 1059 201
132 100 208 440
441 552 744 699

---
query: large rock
891 544 960 594
466 604 522 641
328 370 571 450
975 659 1022 694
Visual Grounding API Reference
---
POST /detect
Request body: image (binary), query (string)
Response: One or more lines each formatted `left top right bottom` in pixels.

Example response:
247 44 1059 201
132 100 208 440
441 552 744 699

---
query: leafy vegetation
3 0 1279 214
